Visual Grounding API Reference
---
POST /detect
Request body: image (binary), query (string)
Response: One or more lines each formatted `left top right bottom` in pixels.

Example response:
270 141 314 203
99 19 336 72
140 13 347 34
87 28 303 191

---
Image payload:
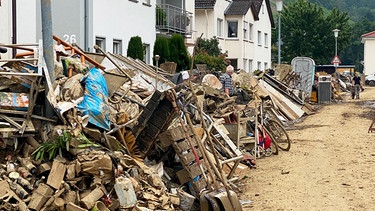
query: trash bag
77 68 111 130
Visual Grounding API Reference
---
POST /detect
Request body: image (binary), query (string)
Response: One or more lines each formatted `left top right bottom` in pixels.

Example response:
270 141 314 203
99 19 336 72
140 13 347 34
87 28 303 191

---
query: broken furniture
0 41 45 139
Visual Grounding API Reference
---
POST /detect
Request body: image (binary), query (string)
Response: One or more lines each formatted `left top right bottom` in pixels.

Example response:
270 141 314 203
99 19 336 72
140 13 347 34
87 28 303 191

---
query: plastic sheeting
77 68 111 130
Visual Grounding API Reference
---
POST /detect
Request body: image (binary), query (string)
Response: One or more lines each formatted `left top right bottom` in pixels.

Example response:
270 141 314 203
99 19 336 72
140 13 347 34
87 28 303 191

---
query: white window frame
243 21 248 40
257 31 262 46
95 36 106 53
217 18 223 37
257 61 261 70
143 43 150 64
249 59 253 72
243 59 247 71
264 62 268 70
264 33 268 48
113 39 122 54
249 23 253 41
227 21 238 38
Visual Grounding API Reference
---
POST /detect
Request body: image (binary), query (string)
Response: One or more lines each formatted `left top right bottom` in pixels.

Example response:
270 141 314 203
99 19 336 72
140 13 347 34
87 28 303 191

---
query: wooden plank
212 122 242 157
186 162 204 179
259 79 305 118
192 175 207 192
179 148 202 166
158 125 193 142
173 139 198 154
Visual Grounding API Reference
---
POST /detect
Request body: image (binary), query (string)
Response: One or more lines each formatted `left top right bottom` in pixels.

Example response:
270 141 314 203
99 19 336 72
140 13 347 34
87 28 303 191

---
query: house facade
361 31 375 76
0 0 158 64
195 0 275 72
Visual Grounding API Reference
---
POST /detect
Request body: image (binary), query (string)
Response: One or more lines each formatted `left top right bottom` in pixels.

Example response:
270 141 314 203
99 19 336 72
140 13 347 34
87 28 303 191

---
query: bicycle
258 95 291 151
245 100 279 158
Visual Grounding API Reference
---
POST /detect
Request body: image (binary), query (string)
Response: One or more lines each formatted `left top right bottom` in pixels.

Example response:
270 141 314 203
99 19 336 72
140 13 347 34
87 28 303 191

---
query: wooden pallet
168 125 208 194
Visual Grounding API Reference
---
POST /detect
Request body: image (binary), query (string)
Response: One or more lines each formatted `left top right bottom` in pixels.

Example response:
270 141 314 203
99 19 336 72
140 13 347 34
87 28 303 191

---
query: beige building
195 0 275 72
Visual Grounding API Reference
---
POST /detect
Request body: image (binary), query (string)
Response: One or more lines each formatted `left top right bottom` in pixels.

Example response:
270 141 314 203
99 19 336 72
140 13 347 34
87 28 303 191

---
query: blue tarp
77 68 111 130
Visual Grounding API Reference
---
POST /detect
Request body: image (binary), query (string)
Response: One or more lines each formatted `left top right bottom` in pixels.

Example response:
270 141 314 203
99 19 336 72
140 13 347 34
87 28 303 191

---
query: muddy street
240 86 375 211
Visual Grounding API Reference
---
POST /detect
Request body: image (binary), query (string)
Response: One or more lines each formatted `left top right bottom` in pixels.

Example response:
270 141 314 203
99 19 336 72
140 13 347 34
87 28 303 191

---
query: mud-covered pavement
239 86 375 211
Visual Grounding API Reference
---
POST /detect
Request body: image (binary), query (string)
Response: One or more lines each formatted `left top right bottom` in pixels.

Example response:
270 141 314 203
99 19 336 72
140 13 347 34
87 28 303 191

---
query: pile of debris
0 36 318 211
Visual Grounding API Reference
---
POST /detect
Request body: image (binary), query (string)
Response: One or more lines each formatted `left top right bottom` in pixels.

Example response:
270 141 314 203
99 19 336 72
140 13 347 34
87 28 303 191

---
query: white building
0 0 158 64
361 31 375 76
195 0 275 72
1 0 273 71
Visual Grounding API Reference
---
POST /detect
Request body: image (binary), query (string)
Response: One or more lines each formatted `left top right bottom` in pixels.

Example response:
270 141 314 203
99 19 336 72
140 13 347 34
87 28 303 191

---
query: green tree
127 36 144 61
280 0 351 64
194 37 226 73
169 34 190 72
153 36 170 66
196 37 221 56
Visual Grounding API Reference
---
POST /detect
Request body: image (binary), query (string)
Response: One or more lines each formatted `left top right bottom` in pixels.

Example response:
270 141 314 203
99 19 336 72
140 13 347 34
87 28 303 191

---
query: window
113 39 122 54
264 62 268 70
143 0 150 5
262 3 265 14
217 19 223 37
264 33 268 48
243 21 248 40
257 31 262 46
227 21 238 38
95 37 106 53
143 44 150 64
243 59 247 71
257 61 261 70
249 23 253 41
249 60 253 72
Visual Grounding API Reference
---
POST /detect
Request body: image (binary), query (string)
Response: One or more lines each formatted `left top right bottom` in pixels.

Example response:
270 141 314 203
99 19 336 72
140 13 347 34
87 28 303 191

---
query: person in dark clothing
352 72 361 99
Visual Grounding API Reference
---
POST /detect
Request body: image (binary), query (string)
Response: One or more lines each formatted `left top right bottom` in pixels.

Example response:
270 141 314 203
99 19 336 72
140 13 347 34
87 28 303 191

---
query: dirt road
240 86 375 211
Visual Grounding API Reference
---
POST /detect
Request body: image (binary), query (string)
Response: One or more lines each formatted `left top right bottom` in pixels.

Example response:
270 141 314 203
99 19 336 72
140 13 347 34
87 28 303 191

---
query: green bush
153 36 170 66
194 52 226 73
127 36 144 60
169 34 190 72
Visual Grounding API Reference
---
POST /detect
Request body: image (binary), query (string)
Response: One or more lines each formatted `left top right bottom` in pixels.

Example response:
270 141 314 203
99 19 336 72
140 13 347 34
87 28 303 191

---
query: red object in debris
102 194 112 207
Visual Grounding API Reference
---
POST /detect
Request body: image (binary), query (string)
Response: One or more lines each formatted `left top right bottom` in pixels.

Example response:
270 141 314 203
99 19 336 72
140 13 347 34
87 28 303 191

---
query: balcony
156 4 193 37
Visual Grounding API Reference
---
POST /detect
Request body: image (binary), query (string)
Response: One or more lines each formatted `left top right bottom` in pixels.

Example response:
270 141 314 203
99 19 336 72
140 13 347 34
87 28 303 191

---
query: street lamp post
276 0 283 65
333 29 340 94
333 29 340 58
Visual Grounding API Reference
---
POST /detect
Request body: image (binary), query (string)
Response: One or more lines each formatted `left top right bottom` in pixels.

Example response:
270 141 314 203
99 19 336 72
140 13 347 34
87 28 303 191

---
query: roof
224 0 275 28
361 31 375 38
224 0 252 15
195 0 217 9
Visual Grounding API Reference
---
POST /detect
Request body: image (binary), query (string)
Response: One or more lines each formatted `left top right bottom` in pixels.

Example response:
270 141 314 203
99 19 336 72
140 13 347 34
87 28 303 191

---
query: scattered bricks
37 163 51 175
66 202 87 211
47 160 66 190
79 187 104 209
66 163 76 180
41 188 65 210
51 197 65 211
64 190 77 204
28 183 54 210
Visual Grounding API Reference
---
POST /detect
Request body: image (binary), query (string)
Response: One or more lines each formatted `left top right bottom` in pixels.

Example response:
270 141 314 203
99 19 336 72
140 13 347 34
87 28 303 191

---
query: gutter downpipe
205 9 209 38
41 0 55 117
12 0 16 58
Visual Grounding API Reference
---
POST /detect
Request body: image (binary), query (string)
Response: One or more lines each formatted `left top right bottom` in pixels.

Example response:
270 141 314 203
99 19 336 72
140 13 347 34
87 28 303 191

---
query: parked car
365 73 375 86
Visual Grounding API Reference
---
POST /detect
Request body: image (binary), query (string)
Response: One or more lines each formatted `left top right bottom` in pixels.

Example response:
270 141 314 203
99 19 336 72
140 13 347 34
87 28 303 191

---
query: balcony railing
156 4 193 36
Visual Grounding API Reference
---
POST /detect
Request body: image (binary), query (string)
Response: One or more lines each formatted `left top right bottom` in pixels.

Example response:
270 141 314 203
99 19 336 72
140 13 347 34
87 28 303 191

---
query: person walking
220 63 235 96
352 72 361 99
